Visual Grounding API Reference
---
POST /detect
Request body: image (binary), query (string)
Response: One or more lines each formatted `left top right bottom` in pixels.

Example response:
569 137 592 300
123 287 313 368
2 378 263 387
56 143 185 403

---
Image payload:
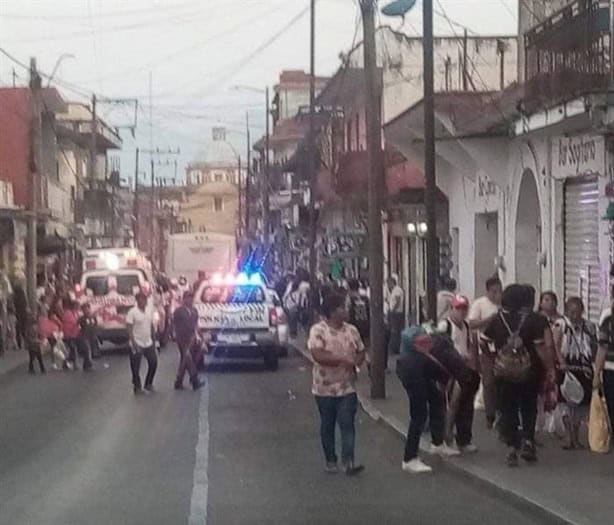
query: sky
0 0 519 183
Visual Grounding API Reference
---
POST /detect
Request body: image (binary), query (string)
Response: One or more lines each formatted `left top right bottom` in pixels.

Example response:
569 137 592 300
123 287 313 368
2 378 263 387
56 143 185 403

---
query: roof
274 70 330 92
316 66 381 108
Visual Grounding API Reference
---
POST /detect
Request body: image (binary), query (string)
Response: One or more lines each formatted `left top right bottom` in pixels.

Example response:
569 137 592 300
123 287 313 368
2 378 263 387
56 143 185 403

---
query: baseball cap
451 294 469 309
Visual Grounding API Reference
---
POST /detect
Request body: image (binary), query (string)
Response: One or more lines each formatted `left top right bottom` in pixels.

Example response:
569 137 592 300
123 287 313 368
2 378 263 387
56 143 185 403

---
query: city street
1 346 553 525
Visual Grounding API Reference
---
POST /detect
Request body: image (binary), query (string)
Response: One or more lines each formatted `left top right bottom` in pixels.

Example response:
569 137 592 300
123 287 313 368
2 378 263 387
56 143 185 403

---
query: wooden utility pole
308 0 318 290
89 94 97 184
27 57 42 307
361 0 386 399
263 87 270 245
133 148 139 248
424 0 438 321
238 155 242 237
245 112 251 235
462 28 468 91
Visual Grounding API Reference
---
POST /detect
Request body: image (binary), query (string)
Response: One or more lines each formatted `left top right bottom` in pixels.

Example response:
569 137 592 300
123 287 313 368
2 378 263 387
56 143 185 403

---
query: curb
291 342 576 525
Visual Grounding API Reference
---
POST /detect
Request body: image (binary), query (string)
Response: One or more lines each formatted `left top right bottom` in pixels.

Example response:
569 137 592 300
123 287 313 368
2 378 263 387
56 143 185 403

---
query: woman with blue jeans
308 291 365 476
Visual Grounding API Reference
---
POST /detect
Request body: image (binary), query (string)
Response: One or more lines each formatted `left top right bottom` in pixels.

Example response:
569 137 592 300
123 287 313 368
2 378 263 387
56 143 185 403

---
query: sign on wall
554 135 604 179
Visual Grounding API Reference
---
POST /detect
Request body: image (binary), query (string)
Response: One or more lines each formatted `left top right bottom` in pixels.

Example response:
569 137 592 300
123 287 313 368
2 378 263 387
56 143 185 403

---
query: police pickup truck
194 273 282 370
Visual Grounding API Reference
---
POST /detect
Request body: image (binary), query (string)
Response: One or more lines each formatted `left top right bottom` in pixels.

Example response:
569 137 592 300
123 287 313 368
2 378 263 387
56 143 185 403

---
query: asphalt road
0 346 551 525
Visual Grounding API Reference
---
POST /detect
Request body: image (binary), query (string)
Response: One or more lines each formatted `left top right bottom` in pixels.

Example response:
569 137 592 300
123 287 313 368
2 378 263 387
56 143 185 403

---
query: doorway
474 212 498 297
515 169 541 293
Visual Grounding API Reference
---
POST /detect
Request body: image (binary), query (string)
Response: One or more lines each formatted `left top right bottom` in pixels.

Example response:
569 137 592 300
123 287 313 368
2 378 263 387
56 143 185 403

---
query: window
214 172 224 183
201 285 264 304
213 197 223 212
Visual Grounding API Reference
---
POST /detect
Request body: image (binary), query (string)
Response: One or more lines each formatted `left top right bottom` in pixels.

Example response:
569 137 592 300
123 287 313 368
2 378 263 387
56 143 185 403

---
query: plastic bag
588 388 611 454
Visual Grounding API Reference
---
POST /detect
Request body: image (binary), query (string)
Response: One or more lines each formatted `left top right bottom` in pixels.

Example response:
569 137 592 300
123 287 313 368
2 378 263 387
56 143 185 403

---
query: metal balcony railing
524 0 611 108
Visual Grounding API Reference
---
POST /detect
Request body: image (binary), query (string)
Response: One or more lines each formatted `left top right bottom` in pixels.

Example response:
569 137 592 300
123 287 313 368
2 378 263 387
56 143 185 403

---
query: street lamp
47 53 75 86
383 0 437 321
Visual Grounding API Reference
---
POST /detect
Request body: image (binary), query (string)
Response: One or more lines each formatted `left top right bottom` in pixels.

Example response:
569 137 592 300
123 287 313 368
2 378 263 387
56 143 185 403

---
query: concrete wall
179 181 239 236
0 89 31 207
348 28 518 124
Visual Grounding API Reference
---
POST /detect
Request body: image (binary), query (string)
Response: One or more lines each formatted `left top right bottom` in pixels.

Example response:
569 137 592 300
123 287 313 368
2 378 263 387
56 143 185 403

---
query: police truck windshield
201 285 265 304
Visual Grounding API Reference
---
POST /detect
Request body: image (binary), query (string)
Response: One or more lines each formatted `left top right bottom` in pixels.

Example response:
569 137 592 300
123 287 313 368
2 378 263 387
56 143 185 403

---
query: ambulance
79 249 166 349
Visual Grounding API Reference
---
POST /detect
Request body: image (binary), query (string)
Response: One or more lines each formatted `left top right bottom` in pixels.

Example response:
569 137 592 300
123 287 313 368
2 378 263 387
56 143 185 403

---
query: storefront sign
554 135 604 178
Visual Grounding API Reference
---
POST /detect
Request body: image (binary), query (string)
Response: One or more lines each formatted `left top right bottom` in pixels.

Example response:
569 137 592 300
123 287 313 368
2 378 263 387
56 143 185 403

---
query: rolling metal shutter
564 176 600 322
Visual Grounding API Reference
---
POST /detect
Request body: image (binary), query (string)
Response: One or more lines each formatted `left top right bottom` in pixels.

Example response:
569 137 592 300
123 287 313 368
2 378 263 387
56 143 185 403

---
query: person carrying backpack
437 295 480 453
482 285 557 467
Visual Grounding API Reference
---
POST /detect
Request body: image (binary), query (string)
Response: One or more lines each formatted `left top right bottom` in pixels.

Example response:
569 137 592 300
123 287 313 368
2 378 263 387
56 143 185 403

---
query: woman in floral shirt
308 291 366 476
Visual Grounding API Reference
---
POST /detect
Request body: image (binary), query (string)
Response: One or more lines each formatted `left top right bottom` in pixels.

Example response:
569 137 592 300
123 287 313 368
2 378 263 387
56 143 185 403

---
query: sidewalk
0 348 28 376
291 334 614 525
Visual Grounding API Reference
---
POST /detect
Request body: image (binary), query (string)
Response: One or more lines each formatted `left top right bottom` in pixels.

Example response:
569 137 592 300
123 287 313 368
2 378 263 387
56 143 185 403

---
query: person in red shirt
61 298 81 370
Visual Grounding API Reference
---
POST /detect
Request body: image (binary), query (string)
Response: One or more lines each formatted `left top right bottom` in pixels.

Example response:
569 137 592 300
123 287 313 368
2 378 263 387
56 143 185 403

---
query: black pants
15 316 26 350
602 369 614 428
453 370 481 447
28 342 45 373
130 345 157 389
77 337 93 371
397 354 445 462
315 393 358 465
387 312 404 355
498 378 539 449
65 338 78 367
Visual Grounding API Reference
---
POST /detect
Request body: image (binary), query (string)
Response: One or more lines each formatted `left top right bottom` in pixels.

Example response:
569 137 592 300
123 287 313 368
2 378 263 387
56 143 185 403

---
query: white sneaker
402 458 432 474
430 443 461 457
459 443 478 454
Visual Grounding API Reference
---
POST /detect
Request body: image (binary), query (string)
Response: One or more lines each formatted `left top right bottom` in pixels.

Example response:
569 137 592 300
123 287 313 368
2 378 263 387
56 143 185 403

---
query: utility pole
263 87 270 245
238 155 242 237
361 0 386 399
27 58 42 307
141 147 180 263
133 148 139 249
423 0 438 321
245 111 251 235
462 28 468 91
89 94 97 185
308 0 318 293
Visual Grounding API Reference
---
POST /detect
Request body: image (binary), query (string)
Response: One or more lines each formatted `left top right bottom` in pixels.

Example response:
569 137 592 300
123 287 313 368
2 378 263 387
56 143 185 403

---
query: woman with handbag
482 285 557 467
555 296 595 450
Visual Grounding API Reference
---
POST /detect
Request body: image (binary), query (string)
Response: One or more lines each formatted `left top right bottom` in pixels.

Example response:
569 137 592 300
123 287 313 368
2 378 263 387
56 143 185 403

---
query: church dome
194 128 238 167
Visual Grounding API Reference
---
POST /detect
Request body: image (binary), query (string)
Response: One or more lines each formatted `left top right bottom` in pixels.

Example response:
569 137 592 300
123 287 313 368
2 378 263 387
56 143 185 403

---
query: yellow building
181 130 240 236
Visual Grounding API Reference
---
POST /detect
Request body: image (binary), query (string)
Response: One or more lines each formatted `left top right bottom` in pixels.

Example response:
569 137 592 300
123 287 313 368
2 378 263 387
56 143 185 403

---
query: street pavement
1 344 558 525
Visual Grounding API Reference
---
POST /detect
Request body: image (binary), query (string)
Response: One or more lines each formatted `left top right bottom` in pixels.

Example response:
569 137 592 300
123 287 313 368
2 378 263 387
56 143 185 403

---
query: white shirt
469 296 499 324
438 317 470 359
126 305 154 348
386 285 404 314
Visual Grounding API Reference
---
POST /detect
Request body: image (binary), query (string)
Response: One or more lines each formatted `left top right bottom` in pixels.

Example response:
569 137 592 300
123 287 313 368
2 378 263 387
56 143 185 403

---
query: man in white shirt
126 292 157 395
438 295 480 453
468 276 502 429
386 277 405 356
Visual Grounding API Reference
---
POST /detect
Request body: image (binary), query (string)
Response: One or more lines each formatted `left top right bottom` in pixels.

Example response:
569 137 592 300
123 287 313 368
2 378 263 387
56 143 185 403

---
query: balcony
524 0 611 109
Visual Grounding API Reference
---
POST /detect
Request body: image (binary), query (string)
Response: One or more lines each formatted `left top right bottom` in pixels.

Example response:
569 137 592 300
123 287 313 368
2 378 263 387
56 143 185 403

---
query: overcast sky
0 0 518 182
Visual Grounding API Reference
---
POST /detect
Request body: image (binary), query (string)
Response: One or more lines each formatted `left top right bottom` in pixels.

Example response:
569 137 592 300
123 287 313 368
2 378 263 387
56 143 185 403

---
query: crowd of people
0 270 209 398
305 269 614 477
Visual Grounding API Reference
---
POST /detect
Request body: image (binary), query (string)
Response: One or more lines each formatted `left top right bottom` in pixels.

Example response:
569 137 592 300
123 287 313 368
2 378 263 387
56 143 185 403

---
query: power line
153 3 312 100
0 1 203 20
71 1 288 86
